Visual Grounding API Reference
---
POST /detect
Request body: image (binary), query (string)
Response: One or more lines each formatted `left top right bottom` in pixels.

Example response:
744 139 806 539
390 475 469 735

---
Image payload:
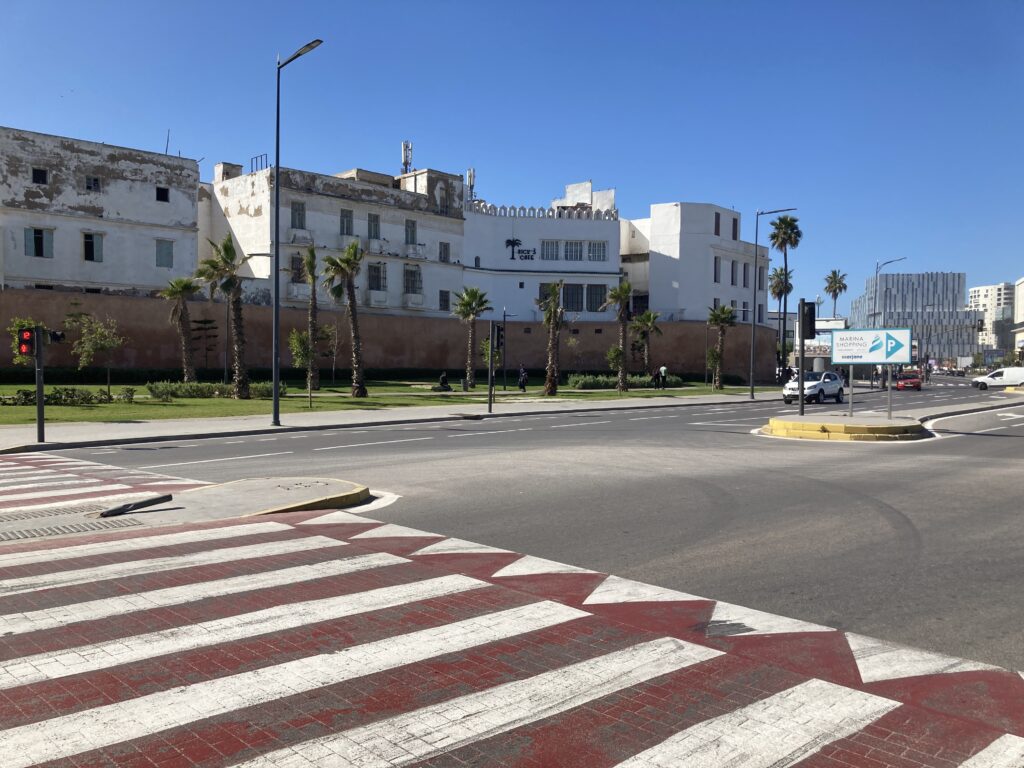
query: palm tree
600 281 633 392
536 282 564 395
768 215 802 367
159 278 201 383
505 237 521 261
768 267 793 367
196 235 250 399
630 309 662 373
452 287 492 388
707 305 736 390
321 241 368 397
824 269 848 318
302 246 320 392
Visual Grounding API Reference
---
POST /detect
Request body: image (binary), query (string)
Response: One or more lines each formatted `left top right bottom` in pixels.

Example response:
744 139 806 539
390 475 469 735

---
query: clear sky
4 1 1022 314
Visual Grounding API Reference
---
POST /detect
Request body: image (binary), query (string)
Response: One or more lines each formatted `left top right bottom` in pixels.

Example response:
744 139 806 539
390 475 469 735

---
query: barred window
339 208 353 236
403 264 422 294
291 201 305 230
439 289 450 312
587 241 607 261
564 241 583 261
541 240 559 260
404 219 417 245
290 255 304 283
439 242 451 263
563 283 584 312
586 284 606 312
368 263 387 292
368 213 380 240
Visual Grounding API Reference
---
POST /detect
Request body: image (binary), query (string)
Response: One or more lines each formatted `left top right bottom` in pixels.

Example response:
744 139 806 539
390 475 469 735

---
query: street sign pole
798 299 806 416
34 326 44 443
848 364 854 417
887 364 893 420
487 321 495 414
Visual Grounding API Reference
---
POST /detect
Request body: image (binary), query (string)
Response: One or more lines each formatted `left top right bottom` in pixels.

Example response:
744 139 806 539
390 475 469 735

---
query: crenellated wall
467 200 618 220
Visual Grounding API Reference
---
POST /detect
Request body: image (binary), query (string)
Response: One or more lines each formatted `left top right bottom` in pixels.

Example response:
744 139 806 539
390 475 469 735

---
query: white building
1013 277 1024 356
619 203 770 327
968 282 1015 350
0 126 199 293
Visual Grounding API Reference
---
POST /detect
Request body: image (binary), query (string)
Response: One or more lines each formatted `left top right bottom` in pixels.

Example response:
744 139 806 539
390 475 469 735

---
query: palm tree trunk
832 295 838 319
308 286 319 392
465 320 476 388
544 319 558 396
642 338 650 376
345 277 367 397
230 287 249 399
617 315 628 392
714 326 726 389
178 301 196 383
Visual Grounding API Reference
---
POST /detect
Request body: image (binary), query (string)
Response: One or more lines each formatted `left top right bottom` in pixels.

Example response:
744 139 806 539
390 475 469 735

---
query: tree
630 309 662 373
480 337 502 371
768 215 803 368
824 269 848 318
321 240 368 397
159 277 201 383
707 305 736 390
288 328 314 408
769 267 793 367
600 281 633 392
65 313 125 397
505 237 522 261
301 246 321 392
452 286 492 388
536 282 564 395
196 234 250 399
321 321 341 386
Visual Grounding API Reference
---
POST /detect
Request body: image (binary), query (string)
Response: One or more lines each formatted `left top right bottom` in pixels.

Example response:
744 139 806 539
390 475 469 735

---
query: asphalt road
59 382 1024 670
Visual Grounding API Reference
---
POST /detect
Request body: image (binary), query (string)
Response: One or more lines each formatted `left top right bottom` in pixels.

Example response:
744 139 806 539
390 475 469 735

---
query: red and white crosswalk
0 511 1021 767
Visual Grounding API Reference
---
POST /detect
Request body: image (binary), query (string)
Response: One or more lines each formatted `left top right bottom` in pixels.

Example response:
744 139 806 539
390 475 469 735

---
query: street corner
759 414 927 441
168 477 371 521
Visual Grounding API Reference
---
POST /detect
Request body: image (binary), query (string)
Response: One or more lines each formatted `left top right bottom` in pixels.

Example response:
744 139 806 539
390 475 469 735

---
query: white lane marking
257 438 278 442
0 536 345 597
706 601 832 636
300 511 384 526
238 638 722 768
978 426 1007 433
0 601 587 768
0 472 77 486
959 734 1024 767
351 524 441 540
629 416 665 421
612 678 898 767
550 420 612 429
0 521 290 567
314 437 434 451
409 538 513 557
0 483 132 503
0 552 404 636
0 574 484 689
223 440 245 444
139 451 293 469
491 555 598 578
449 428 532 438
89 450 118 455
175 444 199 448
583 575 706 605
844 633 998 683
0 478 105 495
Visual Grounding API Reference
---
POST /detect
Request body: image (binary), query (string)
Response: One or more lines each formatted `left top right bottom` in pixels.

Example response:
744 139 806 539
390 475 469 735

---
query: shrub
117 387 136 404
567 373 685 390
145 381 286 401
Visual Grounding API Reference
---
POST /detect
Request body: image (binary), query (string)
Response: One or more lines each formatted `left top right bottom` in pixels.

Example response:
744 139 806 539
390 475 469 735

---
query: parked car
895 372 922 391
972 367 1024 390
783 371 844 404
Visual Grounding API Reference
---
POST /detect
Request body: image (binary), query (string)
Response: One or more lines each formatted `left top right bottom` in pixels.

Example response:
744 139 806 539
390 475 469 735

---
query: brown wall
0 288 776 382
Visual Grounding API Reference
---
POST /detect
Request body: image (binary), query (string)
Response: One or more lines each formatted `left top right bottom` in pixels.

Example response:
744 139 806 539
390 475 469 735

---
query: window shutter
24 229 32 256
43 230 54 258
94 234 103 263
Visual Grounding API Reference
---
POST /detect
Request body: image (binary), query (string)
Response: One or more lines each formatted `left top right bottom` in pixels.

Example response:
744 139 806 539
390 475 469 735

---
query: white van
972 367 1024 390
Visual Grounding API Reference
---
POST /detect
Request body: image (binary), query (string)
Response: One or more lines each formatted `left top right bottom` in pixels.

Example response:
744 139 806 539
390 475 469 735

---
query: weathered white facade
0 126 199 293
620 203 770 325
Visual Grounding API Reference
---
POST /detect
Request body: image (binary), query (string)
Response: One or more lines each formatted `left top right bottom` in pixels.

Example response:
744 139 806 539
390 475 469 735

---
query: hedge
145 381 286 402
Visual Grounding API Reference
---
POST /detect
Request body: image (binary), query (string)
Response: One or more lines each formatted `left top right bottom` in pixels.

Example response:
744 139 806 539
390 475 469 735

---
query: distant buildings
968 282 1015 352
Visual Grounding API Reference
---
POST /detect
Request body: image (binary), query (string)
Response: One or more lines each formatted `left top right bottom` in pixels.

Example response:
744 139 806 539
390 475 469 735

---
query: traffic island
760 414 927 441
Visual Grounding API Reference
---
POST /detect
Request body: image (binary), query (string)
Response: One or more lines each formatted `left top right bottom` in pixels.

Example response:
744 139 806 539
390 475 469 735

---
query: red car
895 372 922 391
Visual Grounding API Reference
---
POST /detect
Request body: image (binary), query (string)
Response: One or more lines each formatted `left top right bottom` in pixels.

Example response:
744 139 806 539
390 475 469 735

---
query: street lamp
272 38 323 427
748 207 796 399
869 256 906 391
502 307 517 390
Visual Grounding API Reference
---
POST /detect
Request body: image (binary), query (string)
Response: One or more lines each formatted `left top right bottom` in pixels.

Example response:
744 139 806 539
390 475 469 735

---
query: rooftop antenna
164 129 170 155
401 140 413 174
467 167 476 200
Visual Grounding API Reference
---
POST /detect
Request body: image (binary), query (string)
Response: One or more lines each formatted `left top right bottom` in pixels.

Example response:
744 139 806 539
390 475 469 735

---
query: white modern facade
1013 277 1024 356
968 282 1015 350
0 126 200 293
619 203 770 327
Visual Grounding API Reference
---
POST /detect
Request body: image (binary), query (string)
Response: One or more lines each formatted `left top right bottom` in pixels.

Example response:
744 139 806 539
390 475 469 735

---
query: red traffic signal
18 329 35 357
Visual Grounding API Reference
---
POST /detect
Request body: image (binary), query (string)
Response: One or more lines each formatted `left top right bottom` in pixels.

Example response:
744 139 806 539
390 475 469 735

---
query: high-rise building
968 282 1015 350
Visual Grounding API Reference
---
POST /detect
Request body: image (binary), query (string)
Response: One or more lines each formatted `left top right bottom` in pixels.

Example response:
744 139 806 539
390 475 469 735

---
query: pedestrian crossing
0 515 1021 766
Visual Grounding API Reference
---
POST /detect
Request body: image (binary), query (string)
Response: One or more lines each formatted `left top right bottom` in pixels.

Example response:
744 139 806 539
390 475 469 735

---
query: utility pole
798 299 807 416
487 321 495 414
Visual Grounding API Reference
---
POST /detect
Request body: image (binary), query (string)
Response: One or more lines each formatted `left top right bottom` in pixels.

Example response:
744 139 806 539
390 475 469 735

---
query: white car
783 371 844 404
972 367 1024 390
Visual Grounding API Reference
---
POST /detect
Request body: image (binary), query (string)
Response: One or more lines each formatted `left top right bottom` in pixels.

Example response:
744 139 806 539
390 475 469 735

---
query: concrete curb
762 417 925 441
246 483 371 515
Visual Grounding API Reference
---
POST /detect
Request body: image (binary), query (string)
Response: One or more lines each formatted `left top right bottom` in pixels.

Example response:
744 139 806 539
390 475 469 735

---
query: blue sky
5 1 1022 313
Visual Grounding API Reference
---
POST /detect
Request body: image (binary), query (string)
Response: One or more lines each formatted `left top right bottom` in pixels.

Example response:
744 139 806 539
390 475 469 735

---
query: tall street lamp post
869 256 907 391
273 38 323 427
748 207 796 399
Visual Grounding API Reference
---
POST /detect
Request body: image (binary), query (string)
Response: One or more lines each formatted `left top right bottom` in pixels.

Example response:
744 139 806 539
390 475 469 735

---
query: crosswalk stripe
0 478 104 494
235 637 722 768
0 483 132 504
0 552 406 635
0 471 62 484
0 574 485 689
0 521 290 567
959 734 1024 767
0 536 346 596
0 600 587 768
611 678 899 767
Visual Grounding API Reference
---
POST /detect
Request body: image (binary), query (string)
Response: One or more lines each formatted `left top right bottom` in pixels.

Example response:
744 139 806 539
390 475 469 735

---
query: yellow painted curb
1006 386 1023 394
763 418 925 441
248 484 371 516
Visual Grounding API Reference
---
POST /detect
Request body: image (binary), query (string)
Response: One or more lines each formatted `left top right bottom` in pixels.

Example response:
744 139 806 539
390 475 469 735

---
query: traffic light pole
797 300 806 416
34 326 44 443
487 321 495 414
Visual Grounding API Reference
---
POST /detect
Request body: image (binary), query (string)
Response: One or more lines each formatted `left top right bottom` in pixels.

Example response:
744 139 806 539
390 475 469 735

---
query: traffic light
799 301 816 339
495 325 505 350
17 328 35 357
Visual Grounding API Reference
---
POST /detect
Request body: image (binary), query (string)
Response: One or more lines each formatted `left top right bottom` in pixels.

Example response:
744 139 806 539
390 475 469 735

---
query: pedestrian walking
517 364 528 393
659 364 668 389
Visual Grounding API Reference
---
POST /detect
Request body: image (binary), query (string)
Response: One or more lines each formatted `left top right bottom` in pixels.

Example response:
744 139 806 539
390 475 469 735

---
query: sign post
487 321 495 414
831 328 912 419
33 327 44 443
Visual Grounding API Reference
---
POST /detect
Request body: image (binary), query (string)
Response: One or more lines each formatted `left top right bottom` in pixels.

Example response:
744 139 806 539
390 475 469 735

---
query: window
291 201 306 230
83 232 103 263
714 211 721 236
403 264 422 294
730 260 737 286
439 289 450 312
742 301 749 322
564 241 583 261
339 208 353 236
563 283 584 312
439 242 450 263
368 263 387 292
155 239 174 268
713 256 721 283
474 256 480 268
586 284 606 312
24 228 53 258
156 186 170 202
758 303 764 323
732 217 738 241
539 283 553 301
367 213 380 240
730 299 737 309
32 168 48 185
518 281 524 289
85 176 101 192
632 294 650 313
405 219 417 245
541 240 559 260
713 297 720 309
587 241 607 261
743 262 749 288
758 266 766 290
290 255 304 283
